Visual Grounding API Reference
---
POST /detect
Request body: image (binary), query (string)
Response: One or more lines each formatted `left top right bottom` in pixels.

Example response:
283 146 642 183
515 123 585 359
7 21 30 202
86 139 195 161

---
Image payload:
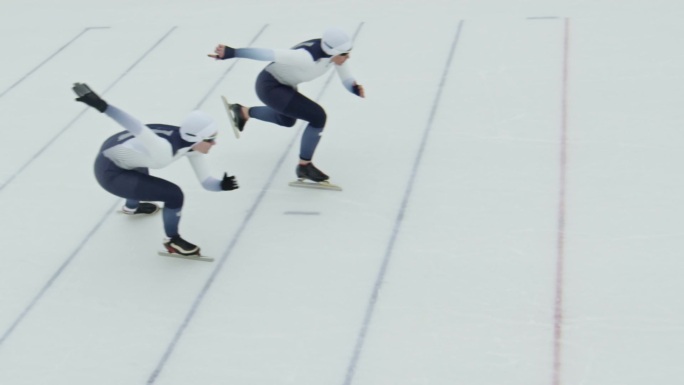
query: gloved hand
208 44 236 60
221 173 239 191
72 83 108 112
352 83 365 98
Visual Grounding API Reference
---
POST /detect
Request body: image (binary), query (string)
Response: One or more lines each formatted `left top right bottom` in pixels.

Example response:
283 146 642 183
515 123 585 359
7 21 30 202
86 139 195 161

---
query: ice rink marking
0 27 110 99
552 17 571 385
341 19 465 385
0 26 177 193
0 200 120 348
145 22 366 385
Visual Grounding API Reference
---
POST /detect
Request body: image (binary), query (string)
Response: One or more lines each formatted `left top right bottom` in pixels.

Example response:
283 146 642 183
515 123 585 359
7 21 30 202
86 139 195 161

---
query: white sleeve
335 62 357 92
273 49 316 67
187 153 222 191
105 104 170 155
236 47 315 67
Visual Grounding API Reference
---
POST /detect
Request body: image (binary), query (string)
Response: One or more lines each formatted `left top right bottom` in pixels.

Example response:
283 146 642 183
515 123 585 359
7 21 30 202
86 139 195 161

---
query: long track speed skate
157 251 214 262
221 95 245 139
159 235 214 262
288 179 342 191
289 163 342 191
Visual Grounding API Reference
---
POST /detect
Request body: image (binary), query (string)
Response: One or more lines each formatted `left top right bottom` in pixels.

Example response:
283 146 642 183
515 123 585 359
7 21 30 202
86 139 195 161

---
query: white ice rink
1 0 684 384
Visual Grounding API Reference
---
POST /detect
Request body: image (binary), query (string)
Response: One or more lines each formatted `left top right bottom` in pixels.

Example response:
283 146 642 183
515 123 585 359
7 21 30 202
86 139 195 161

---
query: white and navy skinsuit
94 105 226 238
227 31 362 161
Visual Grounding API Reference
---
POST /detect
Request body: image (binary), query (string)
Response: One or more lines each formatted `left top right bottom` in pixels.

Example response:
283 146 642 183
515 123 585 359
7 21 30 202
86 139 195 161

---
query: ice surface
1 1 683 384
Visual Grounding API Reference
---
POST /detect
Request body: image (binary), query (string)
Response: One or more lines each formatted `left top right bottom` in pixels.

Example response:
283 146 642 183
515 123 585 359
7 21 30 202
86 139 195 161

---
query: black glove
352 83 364 97
221 173 239 191
220 46 236 59
72 83 108 112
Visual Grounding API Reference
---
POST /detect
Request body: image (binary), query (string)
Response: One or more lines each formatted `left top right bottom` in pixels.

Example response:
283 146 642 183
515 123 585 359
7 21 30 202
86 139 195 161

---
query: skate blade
118 210 160 216
221 95 241 139
288 179 342 191
158 251 214 262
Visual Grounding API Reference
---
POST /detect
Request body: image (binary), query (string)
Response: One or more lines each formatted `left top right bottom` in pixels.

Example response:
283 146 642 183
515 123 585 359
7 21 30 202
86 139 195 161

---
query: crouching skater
73 83 239 257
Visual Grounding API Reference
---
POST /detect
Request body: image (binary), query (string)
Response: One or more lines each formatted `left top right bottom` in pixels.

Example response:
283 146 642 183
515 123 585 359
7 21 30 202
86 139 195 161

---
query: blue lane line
0 26 177 193
145 21 366 385
341 20 465 385
0 27 109 99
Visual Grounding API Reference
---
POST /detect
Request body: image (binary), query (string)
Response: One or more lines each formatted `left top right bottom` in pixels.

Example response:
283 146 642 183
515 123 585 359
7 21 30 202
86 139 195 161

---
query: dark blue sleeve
146 124 192 155
292 38 331 60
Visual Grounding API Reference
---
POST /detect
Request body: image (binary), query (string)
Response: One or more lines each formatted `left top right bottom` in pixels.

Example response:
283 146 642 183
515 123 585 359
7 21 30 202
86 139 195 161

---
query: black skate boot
229 103 247 131
122 202 160 215
222 95 247 138
296 163 329 182
163 235 200 256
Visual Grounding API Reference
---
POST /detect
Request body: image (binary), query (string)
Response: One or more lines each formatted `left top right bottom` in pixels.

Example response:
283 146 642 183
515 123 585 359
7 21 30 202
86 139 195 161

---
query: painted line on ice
146 21 366 385
552 17 571 385
143 22 295 385
0 200 120 347
0 27 178 347
145 21 366 385
0 22 269 355
284 211 321 215
0 26 177 193
0 23 271 357
341 20 464 385
0 27 110 99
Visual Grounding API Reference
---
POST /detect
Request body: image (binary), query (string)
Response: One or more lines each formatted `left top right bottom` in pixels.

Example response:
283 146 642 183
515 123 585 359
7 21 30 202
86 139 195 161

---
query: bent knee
310 108 327 129
281 116 297 127
164 186 184 209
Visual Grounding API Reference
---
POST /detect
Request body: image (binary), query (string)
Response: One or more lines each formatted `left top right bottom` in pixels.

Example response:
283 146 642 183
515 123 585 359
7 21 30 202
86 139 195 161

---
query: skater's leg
279 93 326 161
280 96 330 181
254 70 330 177
125 177 184 236
94 155 198 254
299 124 323 161
123 167 149 210
253 71 328 141
252 71 300 127
95 155 184 233
162 207 182 237
249 106 296 127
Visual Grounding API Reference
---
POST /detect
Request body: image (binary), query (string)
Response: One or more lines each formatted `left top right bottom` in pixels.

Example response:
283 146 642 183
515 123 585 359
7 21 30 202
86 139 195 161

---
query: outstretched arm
72 82 168 151
73 83 108 112
104 105 170 153
208 45 314 67
208 44 237 60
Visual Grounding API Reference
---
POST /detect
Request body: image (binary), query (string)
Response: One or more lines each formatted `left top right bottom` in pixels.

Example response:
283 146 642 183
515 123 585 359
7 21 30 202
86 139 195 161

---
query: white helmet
179 110 217 142
321 27 352 56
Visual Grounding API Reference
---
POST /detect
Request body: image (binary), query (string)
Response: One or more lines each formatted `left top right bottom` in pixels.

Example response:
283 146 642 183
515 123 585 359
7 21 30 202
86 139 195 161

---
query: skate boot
221 95 247 138
163 235 200 256
122 202 160 215
296 163 329 182
228 103 247 132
